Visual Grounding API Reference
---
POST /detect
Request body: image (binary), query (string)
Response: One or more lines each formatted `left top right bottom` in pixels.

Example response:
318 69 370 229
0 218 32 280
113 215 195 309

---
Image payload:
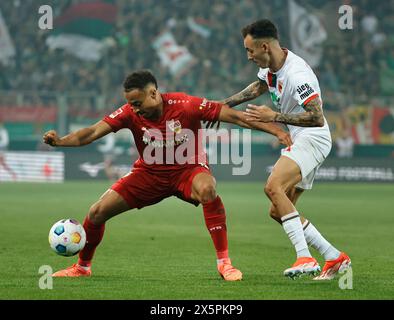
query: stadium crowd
0 0 393 118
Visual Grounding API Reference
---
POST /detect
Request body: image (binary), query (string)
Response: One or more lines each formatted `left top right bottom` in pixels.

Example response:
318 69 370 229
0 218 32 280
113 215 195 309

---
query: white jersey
257 49 331 142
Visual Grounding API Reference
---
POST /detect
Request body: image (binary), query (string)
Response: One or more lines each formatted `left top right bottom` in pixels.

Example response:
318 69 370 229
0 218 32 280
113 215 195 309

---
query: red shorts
111 164 211 209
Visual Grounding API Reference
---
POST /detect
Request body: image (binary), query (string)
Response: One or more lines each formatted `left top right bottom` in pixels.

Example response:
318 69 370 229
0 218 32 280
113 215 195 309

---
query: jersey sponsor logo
296 83 315 100
142 133 189 148
141 122 189 148
168 119 182 134
109 108 123 119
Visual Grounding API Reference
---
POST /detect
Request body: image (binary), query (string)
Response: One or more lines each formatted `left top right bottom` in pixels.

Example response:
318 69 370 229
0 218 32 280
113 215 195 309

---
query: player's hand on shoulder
43 130 60 146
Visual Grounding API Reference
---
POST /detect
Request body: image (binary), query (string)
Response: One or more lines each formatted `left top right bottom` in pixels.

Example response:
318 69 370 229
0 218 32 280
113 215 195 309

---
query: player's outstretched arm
203 81 268 129
219 81 268 107
218 105 292 147
43 120 113 147
244 96 325 127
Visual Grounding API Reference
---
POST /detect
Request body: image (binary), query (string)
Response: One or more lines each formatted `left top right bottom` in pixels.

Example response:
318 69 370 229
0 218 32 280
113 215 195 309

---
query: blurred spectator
361 14 378 34
336 130 355 158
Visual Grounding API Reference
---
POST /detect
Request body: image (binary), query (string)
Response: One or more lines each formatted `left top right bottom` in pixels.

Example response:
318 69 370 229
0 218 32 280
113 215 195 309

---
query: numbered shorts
281 134 331 190
111 164 211 209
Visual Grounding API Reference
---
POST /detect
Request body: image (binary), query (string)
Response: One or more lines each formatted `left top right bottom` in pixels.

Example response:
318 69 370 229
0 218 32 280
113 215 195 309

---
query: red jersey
103 92 222 171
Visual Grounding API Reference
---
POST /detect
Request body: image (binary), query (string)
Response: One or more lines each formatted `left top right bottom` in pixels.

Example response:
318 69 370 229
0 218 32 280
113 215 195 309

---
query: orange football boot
284 257 320 279
217 258 243 281
313 252 351 280
52 264 92 277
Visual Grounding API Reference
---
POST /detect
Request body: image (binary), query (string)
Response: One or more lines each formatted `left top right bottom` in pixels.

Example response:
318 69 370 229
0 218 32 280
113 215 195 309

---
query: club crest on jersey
168 120 182 134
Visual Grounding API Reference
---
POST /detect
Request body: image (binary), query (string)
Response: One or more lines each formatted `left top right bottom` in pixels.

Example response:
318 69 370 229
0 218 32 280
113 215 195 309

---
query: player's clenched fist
43 130 60 146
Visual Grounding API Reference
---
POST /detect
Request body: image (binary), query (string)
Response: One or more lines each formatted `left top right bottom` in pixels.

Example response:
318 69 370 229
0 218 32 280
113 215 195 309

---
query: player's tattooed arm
43 120 112 147
220 81 268 107
218 106 293 147
204 81 267 129
245 96 325 127
275 97 324 127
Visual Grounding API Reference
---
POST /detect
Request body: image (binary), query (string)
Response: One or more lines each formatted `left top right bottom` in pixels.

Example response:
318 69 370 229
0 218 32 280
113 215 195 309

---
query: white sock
303 220 341 261
281 212 311 258
217 258 229 265
78 264 91 271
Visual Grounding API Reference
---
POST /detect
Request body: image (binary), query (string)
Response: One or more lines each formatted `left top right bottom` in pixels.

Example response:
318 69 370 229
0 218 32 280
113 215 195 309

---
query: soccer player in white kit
221 19 351 280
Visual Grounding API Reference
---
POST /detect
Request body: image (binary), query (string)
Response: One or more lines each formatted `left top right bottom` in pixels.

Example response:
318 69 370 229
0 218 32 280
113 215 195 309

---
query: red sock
203 196 229 260
77 216 105 267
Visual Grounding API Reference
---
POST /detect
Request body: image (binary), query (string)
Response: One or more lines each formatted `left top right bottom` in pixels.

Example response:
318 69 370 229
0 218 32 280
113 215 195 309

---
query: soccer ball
49 219 86 256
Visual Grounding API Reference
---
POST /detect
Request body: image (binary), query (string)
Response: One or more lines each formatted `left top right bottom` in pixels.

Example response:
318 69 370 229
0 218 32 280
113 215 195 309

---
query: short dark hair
241 19 278 40
123 70 158 92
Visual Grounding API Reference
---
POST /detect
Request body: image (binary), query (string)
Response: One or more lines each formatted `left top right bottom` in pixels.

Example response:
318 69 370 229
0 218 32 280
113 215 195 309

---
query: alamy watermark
140 126 252 175
338 5 353 30
38 265 53 289
38 5 53 30
40 4 354 31
338 266 353 290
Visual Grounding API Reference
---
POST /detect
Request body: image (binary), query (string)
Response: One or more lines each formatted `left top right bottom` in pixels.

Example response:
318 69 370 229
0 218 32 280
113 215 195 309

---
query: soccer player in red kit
43 70 291 281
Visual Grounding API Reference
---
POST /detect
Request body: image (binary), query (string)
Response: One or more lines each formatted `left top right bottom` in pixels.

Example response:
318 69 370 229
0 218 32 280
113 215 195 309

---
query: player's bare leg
264 156 319 278
191 172 242 281
269 187 351 280
52 189 130 277
268 187 304 224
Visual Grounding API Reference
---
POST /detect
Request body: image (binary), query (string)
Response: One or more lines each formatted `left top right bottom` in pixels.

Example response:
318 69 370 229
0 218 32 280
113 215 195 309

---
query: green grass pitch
0 181 393 300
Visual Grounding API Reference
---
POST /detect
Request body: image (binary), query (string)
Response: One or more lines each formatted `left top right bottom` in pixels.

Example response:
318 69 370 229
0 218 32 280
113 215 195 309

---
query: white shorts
281 134 331 190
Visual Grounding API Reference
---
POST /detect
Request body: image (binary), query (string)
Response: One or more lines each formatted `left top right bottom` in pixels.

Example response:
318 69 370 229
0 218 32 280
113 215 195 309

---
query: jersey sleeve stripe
302 93 320 107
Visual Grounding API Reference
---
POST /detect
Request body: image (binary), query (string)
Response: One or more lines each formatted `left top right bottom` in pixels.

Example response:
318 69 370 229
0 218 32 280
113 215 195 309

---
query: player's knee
264 181 282 200
88 202 107 225
198 183 217 204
